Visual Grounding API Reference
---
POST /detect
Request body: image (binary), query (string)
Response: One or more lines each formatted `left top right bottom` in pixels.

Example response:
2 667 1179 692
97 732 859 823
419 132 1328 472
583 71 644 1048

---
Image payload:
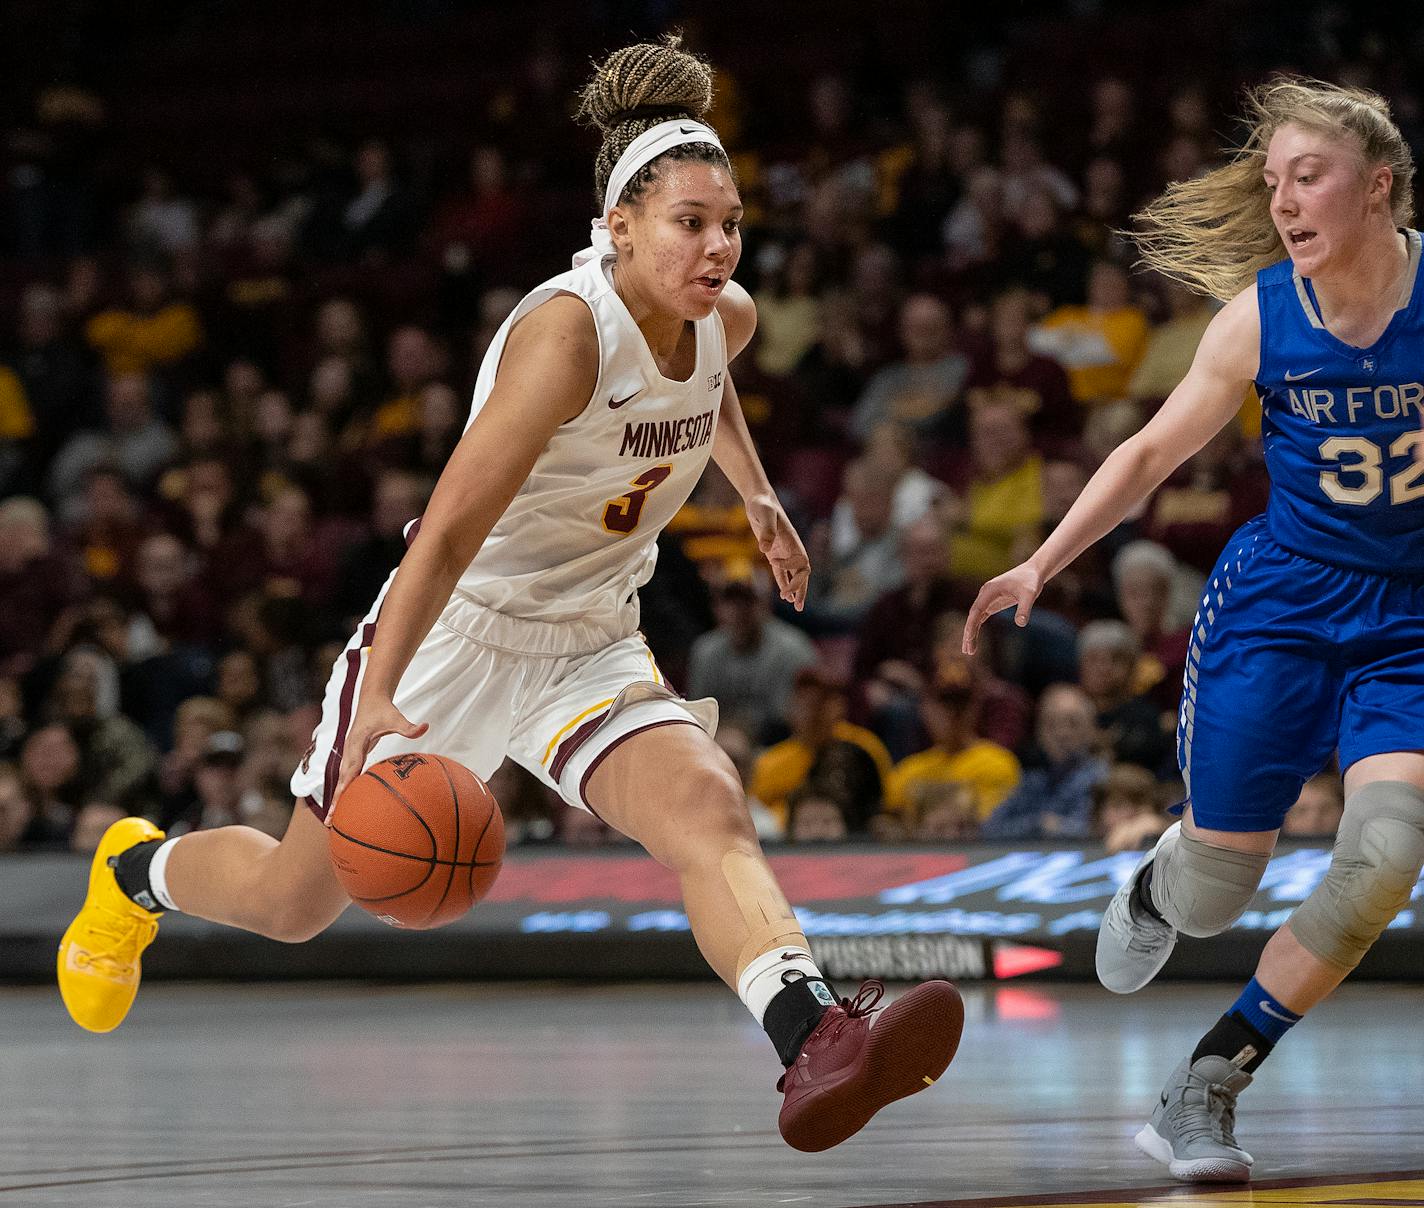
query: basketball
328 753 505 929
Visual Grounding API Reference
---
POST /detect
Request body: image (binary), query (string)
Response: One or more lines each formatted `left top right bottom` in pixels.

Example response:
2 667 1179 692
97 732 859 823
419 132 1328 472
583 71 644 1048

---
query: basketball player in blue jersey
965 77 1424 1182
55 36 962 1153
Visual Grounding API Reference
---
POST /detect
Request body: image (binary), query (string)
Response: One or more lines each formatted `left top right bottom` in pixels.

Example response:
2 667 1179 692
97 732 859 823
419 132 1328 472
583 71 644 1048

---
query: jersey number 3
1318 432 1424 506
603 465 673 535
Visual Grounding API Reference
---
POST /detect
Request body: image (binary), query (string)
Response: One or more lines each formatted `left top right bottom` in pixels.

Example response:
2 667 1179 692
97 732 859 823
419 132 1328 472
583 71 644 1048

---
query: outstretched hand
962 562 1044 655
746 493 811 611
327 696 429 827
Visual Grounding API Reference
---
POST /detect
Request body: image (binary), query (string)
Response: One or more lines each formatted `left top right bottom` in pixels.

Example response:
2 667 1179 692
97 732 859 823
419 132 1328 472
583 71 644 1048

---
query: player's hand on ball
329 696 429 826
746 492 810 611
963 562 1044 655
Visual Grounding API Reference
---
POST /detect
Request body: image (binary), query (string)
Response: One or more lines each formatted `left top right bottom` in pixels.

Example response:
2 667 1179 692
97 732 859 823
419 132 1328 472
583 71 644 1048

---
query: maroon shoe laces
822 979 885 1043
842 979 885 1017
779 979 890 1092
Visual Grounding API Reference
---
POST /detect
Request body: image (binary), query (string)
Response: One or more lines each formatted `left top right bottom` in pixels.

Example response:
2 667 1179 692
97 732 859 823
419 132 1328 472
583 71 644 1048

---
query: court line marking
0 1110 1192 1179
0 1135 794 1194
6 1113 1420 1181
849 1169 1424 1208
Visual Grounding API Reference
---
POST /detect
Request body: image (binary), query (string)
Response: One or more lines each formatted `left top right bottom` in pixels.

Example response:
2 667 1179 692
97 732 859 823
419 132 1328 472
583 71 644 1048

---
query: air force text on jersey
1285 381 1424 424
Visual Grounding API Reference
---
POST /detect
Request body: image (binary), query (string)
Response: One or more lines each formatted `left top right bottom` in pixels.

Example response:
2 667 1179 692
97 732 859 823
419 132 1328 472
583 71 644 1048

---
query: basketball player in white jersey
57 36 962 1151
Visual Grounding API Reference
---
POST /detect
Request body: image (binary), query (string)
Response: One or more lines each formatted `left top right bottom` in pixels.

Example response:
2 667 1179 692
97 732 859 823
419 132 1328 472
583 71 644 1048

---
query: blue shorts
1178 515 1424 831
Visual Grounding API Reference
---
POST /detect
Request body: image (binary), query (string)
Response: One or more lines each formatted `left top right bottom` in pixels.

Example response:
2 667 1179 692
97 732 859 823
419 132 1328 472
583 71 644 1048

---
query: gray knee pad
1151 830 1272 938
1290 780 1424 973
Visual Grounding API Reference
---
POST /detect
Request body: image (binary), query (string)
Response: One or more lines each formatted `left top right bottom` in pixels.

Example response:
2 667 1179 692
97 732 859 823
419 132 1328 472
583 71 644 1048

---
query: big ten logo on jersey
388 754 428 780
707 370 723 393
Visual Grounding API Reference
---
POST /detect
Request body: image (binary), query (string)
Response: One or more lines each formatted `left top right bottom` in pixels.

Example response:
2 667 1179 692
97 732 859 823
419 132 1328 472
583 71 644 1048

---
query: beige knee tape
723 850 807 975
1291 780 1424 972
1153 830 1270 938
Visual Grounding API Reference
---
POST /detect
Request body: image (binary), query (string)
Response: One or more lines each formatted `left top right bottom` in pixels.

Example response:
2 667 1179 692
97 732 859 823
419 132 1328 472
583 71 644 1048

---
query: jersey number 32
1319 432 1424 506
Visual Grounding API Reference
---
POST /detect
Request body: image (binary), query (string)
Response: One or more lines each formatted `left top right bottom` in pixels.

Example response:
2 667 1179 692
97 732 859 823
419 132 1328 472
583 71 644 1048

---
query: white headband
572 119 727 268
601 118 725 217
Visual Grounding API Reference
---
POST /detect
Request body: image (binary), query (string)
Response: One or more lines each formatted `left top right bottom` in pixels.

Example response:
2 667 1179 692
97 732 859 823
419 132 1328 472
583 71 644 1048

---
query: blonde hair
577 34 728 207
1133 76 1415 300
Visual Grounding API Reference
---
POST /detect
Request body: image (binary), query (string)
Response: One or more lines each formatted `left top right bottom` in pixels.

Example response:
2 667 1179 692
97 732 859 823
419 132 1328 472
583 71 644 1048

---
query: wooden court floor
1 981 1419 1207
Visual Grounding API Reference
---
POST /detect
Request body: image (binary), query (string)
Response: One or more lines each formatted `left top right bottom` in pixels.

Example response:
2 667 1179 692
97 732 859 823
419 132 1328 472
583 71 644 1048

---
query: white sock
737 946 829 1024
148 837 183 911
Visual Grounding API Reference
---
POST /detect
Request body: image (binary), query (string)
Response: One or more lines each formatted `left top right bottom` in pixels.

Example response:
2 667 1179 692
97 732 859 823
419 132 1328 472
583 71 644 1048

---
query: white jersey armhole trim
712 304 729 405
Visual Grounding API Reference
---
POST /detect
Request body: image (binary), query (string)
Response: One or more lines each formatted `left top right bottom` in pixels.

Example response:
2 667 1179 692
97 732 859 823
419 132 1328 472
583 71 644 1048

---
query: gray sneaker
1135 1054 1254 1182
1095 820 1180 993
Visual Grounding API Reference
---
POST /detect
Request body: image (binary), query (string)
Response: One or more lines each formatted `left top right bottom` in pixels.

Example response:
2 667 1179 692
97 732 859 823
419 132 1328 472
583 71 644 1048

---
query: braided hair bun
577 35 726 207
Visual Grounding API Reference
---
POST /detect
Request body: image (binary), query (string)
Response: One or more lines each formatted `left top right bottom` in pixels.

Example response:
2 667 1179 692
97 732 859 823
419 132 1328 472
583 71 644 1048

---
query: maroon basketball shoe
777 979 964 1152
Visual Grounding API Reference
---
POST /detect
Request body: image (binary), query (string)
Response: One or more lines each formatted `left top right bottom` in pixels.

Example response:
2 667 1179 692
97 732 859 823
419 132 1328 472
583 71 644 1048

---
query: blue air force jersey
1256 228 1424 573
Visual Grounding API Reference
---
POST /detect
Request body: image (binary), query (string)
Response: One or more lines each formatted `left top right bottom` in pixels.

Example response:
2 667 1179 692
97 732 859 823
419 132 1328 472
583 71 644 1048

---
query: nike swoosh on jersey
1283 367 1325 381
609 391 642 409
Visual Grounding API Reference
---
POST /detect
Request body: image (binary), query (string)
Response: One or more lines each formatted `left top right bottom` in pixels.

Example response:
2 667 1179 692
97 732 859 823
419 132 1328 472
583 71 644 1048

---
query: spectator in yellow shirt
947 398 1044 583
1128 278 1261 440
750 666 892 831
666 468 760 576
1125 278 1214 404
0 365 35 442
85 263 202 378
1031 259 1148 406
752 242 823 377
0 365 36 494
883 676 1022 821
349 325 446 459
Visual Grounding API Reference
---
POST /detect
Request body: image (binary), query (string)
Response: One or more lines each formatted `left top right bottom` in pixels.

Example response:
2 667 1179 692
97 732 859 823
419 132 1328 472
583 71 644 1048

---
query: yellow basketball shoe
58 817 166 1033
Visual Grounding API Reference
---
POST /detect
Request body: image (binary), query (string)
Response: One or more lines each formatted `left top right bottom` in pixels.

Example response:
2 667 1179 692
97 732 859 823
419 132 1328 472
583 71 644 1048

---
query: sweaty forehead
641 159 741 209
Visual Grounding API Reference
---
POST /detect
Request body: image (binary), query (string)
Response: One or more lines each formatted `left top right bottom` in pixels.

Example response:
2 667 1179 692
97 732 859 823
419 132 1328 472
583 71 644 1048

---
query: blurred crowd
2 2 1398 856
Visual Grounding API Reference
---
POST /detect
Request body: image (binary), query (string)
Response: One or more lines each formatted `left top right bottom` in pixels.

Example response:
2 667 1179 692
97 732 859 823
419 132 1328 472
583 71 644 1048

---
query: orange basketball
328 753 504 929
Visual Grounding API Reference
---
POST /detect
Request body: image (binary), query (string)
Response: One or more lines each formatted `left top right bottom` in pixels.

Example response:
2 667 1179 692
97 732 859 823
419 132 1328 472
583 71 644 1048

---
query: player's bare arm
59 39 964 1155
332 296 600 808
963 285 1261 652
713 281 811 609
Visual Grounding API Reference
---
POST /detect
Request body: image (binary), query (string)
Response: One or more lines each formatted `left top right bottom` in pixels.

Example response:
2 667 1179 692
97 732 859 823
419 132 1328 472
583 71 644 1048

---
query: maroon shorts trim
301 794 327 823
577 718 699 816
320 619 376 814
548 710 611 783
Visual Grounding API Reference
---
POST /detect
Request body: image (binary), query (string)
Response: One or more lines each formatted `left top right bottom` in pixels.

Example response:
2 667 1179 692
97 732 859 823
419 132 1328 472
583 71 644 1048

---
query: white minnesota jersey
449 253 726 647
